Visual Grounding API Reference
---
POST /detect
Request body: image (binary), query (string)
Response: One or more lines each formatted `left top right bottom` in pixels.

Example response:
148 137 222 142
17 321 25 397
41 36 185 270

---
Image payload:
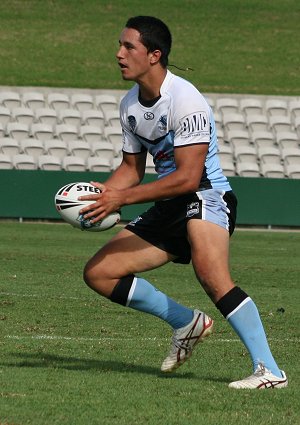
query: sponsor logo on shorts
128 216 143 226
187 202 200 217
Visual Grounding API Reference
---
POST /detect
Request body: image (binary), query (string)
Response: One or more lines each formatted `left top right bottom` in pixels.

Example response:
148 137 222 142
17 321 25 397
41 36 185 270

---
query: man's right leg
83 228 213 371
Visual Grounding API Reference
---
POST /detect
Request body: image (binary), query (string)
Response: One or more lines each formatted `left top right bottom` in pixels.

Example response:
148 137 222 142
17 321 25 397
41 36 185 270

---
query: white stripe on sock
226 296 251 320
126 276 137 307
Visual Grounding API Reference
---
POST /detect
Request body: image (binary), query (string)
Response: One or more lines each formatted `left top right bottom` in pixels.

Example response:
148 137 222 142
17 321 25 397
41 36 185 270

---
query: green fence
0 170 299 227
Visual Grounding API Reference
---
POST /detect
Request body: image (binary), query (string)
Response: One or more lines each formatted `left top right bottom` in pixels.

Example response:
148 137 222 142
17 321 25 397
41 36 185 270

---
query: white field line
3 334 299 344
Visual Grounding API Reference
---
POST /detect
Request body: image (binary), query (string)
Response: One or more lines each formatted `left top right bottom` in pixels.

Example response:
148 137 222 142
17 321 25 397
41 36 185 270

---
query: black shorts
125 189 237 264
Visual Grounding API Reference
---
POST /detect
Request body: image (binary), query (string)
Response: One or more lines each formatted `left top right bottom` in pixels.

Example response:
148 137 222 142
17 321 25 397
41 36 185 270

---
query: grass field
0 222 299 424
0 0 299 95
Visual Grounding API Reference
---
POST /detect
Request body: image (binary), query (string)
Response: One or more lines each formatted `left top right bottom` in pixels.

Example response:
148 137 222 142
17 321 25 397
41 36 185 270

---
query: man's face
116 27 152 82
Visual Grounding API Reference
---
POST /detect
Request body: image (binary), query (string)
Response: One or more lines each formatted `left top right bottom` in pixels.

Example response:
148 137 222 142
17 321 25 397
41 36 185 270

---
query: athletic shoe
229 363 288 389
161 309 213 373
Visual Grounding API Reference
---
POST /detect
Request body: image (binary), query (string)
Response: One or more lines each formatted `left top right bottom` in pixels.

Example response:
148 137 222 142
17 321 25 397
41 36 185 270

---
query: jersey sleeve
171 85 211 148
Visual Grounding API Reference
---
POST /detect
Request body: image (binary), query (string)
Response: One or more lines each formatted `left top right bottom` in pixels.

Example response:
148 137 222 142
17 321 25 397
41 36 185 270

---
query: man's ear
149 49 162 65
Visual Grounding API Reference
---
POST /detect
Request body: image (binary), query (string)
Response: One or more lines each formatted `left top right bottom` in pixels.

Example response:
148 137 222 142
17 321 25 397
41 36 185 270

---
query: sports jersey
120 70 232 192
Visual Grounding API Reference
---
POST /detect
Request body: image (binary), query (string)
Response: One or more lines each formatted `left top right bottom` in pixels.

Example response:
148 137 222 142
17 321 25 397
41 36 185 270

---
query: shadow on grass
2 351 205 380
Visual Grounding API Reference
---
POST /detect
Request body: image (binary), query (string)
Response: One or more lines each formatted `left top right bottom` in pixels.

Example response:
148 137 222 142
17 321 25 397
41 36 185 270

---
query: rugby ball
54 182 121 232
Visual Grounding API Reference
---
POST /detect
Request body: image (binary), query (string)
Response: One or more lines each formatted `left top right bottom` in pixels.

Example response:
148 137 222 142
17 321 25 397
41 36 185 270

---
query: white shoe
161 310 213 373
229 363 288 389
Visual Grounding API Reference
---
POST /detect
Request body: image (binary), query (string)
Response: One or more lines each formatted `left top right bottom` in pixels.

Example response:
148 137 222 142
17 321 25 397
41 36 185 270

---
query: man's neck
138 68 167 101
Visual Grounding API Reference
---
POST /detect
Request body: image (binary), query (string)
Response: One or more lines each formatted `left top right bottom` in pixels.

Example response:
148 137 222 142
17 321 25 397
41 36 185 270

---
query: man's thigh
86 228 176 279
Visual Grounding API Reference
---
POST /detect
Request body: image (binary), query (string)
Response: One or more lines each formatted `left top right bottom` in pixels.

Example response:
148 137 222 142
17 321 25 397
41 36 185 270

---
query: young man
79 16 287 389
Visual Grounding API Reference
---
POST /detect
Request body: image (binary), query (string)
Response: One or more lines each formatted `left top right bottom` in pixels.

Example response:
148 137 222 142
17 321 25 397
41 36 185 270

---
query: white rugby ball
54 182 121 232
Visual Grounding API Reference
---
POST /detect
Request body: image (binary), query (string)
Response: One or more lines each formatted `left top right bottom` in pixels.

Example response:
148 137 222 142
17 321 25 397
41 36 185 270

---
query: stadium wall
1 170 299 227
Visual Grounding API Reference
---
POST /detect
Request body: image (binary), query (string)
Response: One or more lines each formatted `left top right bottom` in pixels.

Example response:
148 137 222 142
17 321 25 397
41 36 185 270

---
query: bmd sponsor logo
180 111 209 138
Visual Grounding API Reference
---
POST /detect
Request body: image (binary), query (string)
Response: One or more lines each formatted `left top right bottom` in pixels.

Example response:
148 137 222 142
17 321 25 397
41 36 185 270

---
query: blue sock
228 298 281 377
127 277 194 329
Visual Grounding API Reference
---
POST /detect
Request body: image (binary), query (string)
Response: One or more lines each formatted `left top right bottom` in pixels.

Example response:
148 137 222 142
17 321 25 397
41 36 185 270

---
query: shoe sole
161 315 214 373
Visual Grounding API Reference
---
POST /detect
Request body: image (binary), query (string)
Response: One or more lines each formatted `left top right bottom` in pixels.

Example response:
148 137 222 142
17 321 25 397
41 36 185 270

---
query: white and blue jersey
120 70 232 192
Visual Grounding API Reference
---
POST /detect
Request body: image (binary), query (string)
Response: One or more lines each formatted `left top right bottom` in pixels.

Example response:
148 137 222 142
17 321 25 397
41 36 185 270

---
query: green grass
0 0 299 95
0 222 299 424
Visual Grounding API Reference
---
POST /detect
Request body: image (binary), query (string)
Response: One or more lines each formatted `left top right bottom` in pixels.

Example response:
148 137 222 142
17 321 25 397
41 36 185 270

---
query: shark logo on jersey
158 115 167 132
128 115 137 133
180 111 209 138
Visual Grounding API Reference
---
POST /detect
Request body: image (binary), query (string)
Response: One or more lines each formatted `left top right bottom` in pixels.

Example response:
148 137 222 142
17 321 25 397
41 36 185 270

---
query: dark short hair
125 16 172 68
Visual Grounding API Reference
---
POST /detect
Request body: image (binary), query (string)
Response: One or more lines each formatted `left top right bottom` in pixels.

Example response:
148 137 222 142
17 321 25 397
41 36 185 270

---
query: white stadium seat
22 92 45 111
6 122 30 141
44 139 69 160
0 153 13 169
216 98 239 116
265 99 288 117
91 141 114 160
13 154 37 170
95 94 118 114
234 145 257 163
251 130 275 148
0 137 20 156
240 98 264 116
56 124 79 142
11 107 35 126
285 163 300 179
87 156 111 172
257 146 281 165
81 109 105 131
104 109 121 127
104 126 123 155
71 93 94 112
269 115 293 134
31 123 54 141
38 154 62 170
58 108 82 127
0 91 22 110
236 161 260 177
222 113 246 132
62 155 86 171
20 138 45 160
68 140 92 160
35 107 58 126
276 131 299 150
80 125 103 143
260 162 285 178
47 93 70 111
246 114 269 133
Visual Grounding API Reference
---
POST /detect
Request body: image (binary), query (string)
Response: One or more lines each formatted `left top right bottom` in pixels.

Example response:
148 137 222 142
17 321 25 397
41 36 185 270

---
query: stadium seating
0 87 299 180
